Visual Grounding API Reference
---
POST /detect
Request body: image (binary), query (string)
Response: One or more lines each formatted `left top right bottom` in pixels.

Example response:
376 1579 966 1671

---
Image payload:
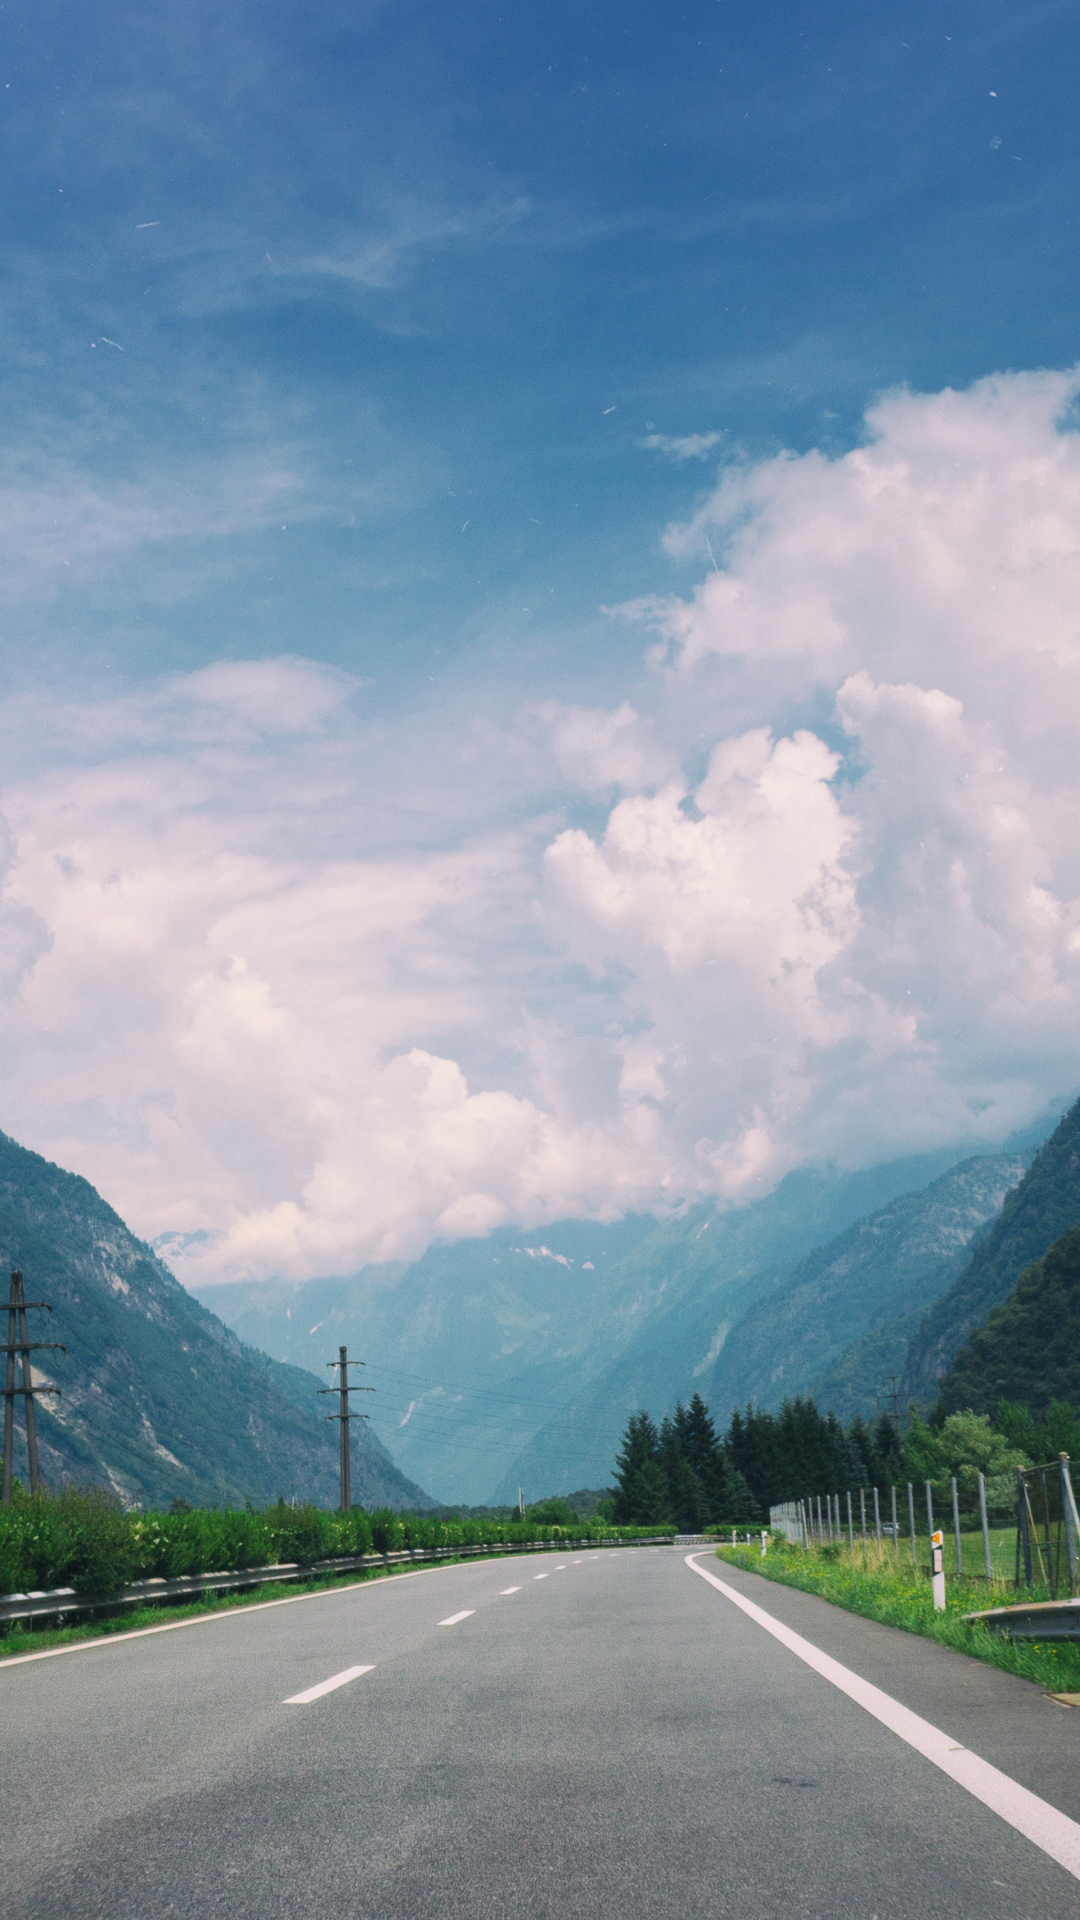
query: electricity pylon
2 1270 65 1502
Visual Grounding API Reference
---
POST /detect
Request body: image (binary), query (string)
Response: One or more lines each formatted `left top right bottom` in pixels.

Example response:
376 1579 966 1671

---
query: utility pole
319 1346 373 1511
2 1271 65 1503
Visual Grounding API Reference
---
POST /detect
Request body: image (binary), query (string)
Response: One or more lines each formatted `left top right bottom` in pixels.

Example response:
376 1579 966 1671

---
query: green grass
716 1539 1080 1694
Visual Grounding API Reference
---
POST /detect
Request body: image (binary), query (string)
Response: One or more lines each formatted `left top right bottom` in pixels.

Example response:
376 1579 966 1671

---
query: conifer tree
612 1411 671 1525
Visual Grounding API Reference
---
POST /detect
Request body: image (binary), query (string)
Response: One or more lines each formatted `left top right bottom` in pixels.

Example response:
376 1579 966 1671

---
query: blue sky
5 0 1077 709
3 2 1080 1281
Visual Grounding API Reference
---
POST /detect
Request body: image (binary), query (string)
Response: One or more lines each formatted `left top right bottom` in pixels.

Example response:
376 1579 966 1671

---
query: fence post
890 1484 899 1555
873 1486 882 1544
978 1470 992 1581
1016 1466 1032 1588
908 1481 917 1566
816 1494 823 1543
1060 1455 1079 1598
846 1489 854 1548
951 1476 963 1578
859 1487 867 1543
925 1479 935 1550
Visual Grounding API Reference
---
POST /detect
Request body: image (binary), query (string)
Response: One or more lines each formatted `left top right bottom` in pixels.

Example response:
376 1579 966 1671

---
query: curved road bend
2 1546 1078 1918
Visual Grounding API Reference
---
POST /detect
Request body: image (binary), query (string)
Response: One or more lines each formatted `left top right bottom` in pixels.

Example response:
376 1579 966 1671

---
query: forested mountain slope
901 1095 1080 1406
935 1225 1080 1417
0 1132 429 1510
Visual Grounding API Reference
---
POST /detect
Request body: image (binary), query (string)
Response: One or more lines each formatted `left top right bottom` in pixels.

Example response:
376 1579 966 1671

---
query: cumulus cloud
3 369 1080 1280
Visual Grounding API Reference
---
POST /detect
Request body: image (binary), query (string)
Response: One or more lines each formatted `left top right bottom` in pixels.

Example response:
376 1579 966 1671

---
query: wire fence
770 1453 1080 1596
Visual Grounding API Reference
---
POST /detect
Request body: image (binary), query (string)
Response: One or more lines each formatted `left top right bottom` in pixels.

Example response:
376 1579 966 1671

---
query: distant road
4 1548 1079 1918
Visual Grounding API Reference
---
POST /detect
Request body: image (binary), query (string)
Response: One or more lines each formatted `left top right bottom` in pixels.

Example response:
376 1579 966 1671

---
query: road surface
2 1546 1078 1917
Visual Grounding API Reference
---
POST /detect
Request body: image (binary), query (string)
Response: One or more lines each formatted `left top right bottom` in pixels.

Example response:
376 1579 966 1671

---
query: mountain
494 1149 1023 1499
702 1153 1027 1418
0 1131 430 1511
900 1095 1080 1406
195 1146 978 1505
935 1225 1080 1417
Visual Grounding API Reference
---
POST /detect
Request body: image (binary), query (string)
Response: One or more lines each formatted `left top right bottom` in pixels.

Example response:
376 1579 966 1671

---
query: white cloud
542 700 677 793
640 431 725 462
3 368 1080 1279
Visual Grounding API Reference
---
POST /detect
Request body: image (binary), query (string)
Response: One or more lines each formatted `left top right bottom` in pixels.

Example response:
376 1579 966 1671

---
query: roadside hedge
0 1485 661 1595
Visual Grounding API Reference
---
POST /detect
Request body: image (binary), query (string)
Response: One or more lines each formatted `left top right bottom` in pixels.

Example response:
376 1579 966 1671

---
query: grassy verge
714 1540 1080 1694
0 1551 516 1662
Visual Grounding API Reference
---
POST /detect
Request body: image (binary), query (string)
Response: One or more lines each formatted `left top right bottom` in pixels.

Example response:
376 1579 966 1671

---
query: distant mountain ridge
493 1149 1026 1499
0 1131 430 1510
195 1146 999 1504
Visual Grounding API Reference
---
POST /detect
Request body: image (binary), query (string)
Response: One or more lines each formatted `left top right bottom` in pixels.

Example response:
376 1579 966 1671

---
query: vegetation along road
4 1546 1079 1918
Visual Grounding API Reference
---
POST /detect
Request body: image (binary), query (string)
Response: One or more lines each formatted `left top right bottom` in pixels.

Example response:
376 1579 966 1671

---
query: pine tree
612 1411 671 1525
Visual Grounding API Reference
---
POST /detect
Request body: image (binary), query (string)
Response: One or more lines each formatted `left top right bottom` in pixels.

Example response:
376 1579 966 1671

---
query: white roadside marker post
931 1528 946 1611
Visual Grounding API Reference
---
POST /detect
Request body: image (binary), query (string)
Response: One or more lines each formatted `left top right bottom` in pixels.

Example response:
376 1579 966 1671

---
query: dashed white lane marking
500 1587 522 1595
437 1610 475 1626
534 1573 549 1580
554 1564 567 1570
284 1664 374 1704
686 1555 1080 1883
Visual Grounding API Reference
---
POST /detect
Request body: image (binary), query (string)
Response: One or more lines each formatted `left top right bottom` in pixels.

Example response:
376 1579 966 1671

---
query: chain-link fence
770 1453 1080 1594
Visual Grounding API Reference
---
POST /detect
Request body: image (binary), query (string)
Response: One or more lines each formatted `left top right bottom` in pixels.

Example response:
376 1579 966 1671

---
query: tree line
609 1392 1025 1530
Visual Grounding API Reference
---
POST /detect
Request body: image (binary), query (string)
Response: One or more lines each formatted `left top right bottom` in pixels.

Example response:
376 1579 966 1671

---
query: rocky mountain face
900 1095 1080 1406
703 1152 1027 1419
0 1131 430 1510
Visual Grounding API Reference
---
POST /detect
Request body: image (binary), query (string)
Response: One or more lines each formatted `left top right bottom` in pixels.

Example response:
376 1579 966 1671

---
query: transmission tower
2 1270 65 1502
319 1346 373 1511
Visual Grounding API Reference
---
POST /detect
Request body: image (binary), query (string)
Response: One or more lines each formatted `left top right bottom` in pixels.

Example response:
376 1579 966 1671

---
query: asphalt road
3 1546 1079 1919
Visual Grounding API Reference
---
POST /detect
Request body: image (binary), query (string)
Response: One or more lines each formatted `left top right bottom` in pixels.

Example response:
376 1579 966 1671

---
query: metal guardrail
962 1598 1080 1642
0 1534 677 1630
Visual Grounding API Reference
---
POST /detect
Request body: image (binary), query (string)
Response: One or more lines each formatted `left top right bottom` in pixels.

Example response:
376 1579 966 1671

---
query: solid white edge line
685 1552 1080 1883
437 1610 475 1626
0 1552 546 1670
283 1663 375 1705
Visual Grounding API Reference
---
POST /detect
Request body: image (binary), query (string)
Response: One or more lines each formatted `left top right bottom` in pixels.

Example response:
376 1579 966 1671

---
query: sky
2 0 1080 1286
